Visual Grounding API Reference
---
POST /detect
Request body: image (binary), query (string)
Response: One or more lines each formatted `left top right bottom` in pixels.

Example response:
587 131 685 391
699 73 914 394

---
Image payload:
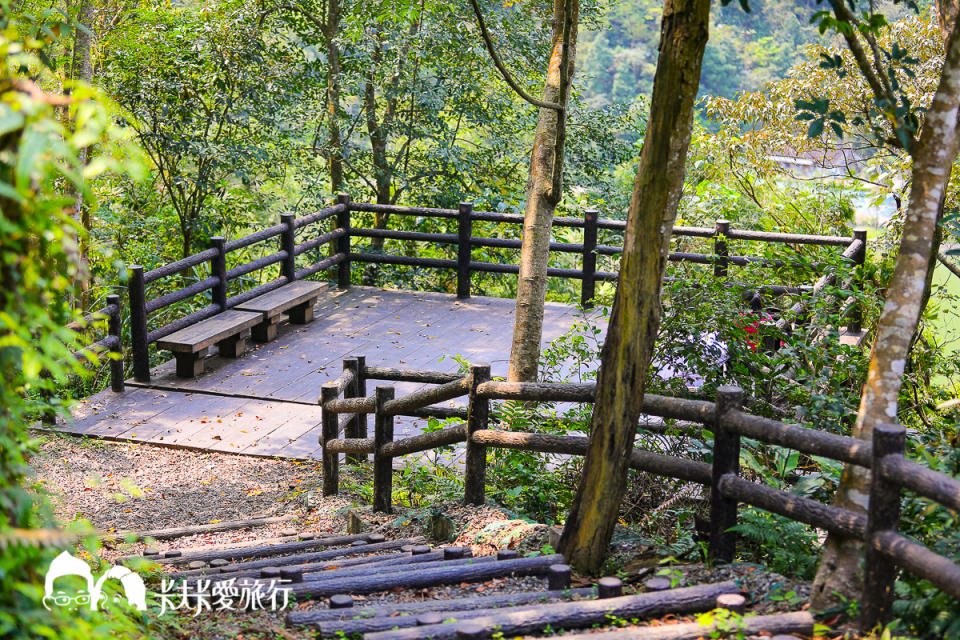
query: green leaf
807 118 825 138
0 107 25 137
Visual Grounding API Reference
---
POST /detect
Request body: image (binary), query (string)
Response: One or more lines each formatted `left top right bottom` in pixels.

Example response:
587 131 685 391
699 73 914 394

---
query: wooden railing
318 357 960 630
119 196 868 382
68 295 125 391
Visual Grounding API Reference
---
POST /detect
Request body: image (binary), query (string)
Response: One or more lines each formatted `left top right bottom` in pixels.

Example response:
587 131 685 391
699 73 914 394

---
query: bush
0 9 149 638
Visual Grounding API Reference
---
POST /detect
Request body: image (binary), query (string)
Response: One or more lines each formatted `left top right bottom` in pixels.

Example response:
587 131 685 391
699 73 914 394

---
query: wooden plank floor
46 286 605 460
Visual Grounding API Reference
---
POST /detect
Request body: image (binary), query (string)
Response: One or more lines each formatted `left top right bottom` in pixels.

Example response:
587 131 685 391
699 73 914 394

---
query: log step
363 581 740 640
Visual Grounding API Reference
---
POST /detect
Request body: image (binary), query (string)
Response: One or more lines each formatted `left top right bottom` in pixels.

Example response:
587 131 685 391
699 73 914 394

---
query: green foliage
0 7 150 639
696 607 751 640
729 508 820 579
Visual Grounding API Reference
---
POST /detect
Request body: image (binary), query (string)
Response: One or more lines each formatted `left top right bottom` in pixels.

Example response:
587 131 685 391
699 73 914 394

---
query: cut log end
597 577 623 598
329 594 354 609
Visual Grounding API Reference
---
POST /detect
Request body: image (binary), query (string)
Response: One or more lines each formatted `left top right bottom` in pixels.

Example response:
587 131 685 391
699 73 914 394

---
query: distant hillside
575 0 833 106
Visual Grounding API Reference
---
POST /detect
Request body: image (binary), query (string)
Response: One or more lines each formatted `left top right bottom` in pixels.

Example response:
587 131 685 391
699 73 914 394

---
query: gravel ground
29 432 815 640
29 433 359 557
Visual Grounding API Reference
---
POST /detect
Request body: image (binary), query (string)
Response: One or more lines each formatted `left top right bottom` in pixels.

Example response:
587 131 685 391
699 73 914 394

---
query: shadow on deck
45 286 603 460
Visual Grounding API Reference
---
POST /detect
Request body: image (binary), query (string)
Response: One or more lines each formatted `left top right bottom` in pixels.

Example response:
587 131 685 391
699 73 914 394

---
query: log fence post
321 382 340 496
107 294 124 392
336 194 352 289
374 385 396 513
860 423 906 630
343 358 365 464
356 355 369 455
463 363 491 505
580 209 598 309
281 213 297 283
848 228 868 335
709 385 743 564
714 219 730 278
457 202 474 299
128 265 150 383
210 235 228 310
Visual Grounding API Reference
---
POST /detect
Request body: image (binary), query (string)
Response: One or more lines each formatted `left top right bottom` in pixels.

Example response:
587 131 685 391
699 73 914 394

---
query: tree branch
828 0 896 107
938 250 960 279
468 0 564 113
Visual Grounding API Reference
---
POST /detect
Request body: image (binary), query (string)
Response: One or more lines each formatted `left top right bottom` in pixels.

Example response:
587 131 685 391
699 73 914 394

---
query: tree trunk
558 0 710 574
325 0 343 194
506 0 579 383
810 15 960 611
70 0 95 310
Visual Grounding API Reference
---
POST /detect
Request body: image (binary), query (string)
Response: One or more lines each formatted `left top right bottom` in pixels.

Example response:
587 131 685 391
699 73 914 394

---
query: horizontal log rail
381 376 470 416
725 410 872 468
365 365 463 384
325 395 376 414
871 530 960 600
56 295 125 405
380 424 468 458
718 473 867 539
325 438 375 454
316 358 960 630
879 454 960 512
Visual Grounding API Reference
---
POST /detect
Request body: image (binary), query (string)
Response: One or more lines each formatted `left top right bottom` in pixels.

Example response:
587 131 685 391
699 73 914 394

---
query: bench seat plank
235 280 328 342
157 310 261 353
235 281 328 319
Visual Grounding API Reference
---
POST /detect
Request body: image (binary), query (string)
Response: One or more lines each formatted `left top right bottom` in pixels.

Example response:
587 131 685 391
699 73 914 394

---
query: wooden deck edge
121 380 321 407
29 424 322 462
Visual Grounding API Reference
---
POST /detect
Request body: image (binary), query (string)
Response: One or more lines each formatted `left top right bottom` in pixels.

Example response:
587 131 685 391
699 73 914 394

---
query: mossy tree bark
810 10 960 612
506 0 578 383
69 0 95 309
557 0 710 574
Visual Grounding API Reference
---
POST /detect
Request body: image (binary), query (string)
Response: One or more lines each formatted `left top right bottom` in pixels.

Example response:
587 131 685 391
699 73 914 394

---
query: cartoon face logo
42 551 147 612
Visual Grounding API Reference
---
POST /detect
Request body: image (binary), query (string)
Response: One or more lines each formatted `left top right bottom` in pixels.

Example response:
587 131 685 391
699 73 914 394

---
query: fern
729 507 819 579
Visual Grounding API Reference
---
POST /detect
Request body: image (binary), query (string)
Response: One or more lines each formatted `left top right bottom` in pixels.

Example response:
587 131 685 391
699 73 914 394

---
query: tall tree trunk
557 0 710 574
361 35 398 284
325 0 344 194
70 0 95 310
506 0 578 383
810 15 960 611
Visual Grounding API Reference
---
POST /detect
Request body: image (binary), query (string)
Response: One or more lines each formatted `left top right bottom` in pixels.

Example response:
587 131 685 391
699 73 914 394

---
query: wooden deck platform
45 286 603 460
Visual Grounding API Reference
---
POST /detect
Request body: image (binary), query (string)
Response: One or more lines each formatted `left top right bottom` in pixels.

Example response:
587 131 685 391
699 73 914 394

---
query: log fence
43 295 126 424
318 356 960 630
98 196 866 382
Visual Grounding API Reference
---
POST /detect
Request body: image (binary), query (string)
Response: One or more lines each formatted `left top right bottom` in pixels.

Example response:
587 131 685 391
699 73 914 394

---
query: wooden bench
234 280 328 342
157 310 262 378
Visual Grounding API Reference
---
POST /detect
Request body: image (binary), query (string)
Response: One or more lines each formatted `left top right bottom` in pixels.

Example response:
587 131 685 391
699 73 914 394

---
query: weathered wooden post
356 354 368 454
107 294 124 393
321 382 340 496
714 219 730 278
336 194 352 289
457 202 474 299
848 228 868 335
373 385 395 513
281 213 297 283
860 423 906 630
210 236 228 310
128 265 150 383
463 363 491 505
709 385 743 564
342 358 366 464
580 209 598 309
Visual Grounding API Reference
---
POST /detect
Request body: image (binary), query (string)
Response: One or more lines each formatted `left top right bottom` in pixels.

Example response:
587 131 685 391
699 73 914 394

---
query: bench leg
289 300 315 325
252 318 279 343
175 351 205 378
217 331 249 358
